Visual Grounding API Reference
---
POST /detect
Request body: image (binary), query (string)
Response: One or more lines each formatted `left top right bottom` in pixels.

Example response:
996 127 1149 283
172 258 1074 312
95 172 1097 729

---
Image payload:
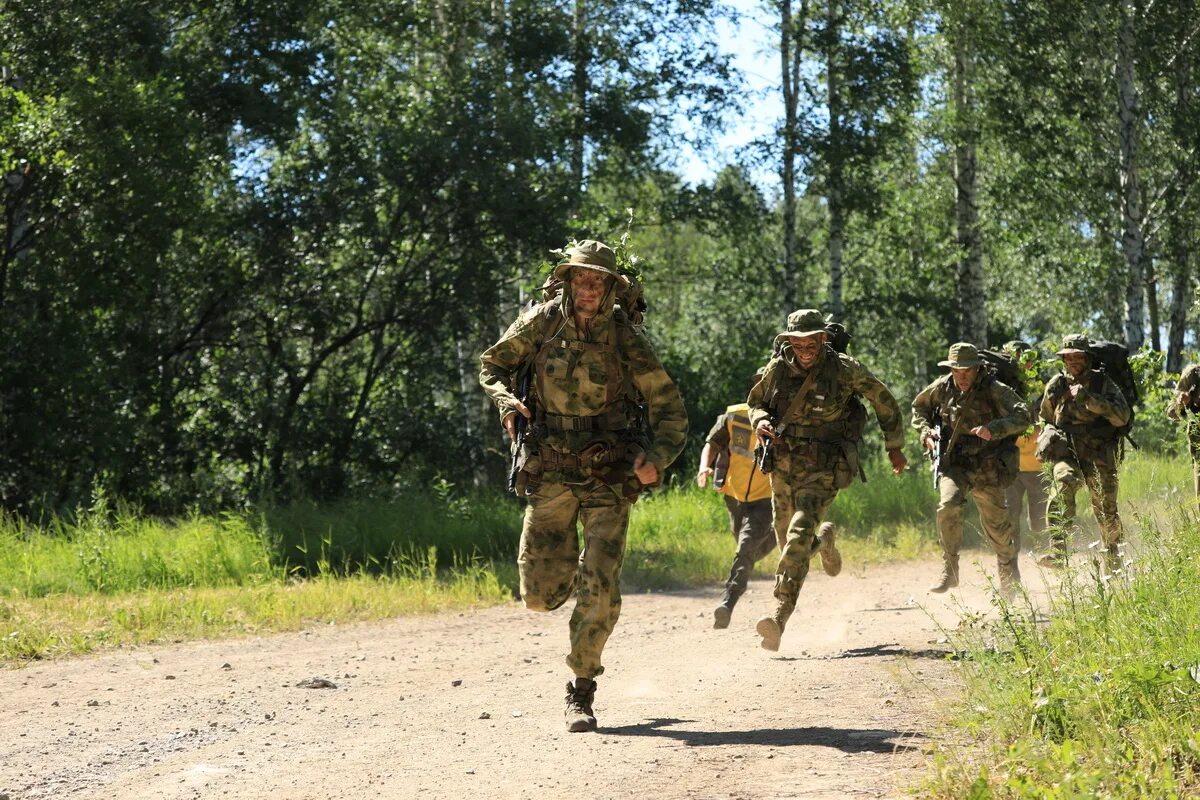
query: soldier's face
1063 352 1089 378
570 269 613 317
788 333 826 369
952 367 978 392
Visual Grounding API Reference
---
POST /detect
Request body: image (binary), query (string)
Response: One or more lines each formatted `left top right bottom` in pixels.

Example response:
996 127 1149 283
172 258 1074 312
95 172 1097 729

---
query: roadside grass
0 453 1186 665
923 456 1200 798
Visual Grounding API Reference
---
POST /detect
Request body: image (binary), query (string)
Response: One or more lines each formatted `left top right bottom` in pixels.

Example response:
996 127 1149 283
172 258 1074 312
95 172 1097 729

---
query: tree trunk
952 25 986 345
1146 258 1160 350
1166 0 1194 373
780 0 804 313
825 0 844 321
571 0 589 199
1117 0 1145 349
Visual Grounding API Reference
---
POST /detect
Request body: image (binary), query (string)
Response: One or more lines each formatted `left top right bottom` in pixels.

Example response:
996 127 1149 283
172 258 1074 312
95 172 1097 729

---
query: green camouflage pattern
517 480 628 679
1039 367 1130 549
747 345 906 449
747 344 905 607
1173 364 1200 495
912 371 1028 572
480 287 685 681
479 298 687 473
911 371 1031 484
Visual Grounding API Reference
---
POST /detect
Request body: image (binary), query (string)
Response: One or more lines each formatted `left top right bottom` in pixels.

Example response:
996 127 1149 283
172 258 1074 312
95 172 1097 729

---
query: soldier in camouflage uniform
697 369 827 631
1168 363 1200 497
479 240 687 733
912 343 1031 598
748 309 907 652
1035 334 1131 571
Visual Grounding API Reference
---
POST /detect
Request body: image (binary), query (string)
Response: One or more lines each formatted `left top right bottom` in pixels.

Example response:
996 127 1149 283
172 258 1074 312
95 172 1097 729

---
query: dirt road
1 552 1054 800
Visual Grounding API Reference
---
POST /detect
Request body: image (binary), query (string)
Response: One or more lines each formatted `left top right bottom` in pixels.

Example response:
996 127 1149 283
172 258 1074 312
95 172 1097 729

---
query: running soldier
912 343 1031 598
1169 363 1200 497
1035 334 1131 571
748 309 907 651
479 240 687 732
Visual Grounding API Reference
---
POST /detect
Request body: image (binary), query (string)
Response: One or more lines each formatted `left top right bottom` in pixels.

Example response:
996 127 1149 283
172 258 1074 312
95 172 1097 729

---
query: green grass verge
0 453 1185 666
924 461 1200 797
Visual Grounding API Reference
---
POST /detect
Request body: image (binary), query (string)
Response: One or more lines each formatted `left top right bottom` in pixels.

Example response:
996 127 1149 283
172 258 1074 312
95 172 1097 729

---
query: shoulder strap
779 365 820 423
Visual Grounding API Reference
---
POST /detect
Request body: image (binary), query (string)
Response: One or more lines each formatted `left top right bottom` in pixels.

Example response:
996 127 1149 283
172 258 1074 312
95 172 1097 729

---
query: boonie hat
938 342 984 370
552 240 629 285
1056 334 1091 357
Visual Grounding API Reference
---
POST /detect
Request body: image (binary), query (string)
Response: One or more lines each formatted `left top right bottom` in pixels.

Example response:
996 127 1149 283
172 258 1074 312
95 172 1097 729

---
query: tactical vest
530 306 641 437
714 404 771 503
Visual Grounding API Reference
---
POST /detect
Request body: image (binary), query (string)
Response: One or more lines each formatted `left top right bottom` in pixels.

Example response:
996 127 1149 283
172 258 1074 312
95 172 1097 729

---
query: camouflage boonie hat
1056 334 1091 357
552 240 629 285
776 309 828 339
1003 340 1030 354
938 342 984 369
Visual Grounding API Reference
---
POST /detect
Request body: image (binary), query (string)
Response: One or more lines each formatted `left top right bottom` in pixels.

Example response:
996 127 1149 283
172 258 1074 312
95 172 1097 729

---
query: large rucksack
978 349 1026 397
1088 339 1139 434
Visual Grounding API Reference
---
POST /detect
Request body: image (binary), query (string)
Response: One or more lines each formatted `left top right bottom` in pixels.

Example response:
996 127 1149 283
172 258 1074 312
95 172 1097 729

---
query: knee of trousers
518 559 576 612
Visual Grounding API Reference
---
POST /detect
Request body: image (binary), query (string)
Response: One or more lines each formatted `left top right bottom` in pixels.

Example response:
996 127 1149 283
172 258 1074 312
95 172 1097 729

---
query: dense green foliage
2 0 1198 515
927 472 1200 796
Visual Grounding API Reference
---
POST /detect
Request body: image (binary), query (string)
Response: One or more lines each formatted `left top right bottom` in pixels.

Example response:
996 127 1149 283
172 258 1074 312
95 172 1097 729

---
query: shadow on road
603 718 924 753
770 642 963 662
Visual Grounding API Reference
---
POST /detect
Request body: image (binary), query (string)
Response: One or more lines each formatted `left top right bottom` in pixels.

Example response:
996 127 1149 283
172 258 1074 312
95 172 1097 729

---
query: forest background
2 0 1199 518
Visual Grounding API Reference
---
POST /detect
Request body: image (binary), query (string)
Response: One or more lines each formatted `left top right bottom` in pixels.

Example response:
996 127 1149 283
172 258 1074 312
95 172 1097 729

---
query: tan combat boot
928 555 959 593
1101 543 1123 577
816 522 842 577
997 556 1021 601
564 678 597 733
1036 537 1069 569
755 599 794 652
712 587 739 629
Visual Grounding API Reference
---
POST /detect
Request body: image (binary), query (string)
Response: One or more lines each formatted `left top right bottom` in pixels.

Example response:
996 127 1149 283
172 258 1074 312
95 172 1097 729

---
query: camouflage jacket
911 373 1031 463
1039 370 1130 441
478 298 687 471
747 344 905 450
1170 364 1200 418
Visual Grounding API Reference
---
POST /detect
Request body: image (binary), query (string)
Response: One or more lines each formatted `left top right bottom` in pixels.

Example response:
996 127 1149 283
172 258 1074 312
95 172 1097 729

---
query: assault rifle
506 364 535 495
928 409 945 489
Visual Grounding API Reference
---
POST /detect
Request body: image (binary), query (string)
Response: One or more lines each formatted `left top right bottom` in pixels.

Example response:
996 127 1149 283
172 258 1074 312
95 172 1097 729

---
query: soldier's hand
633 453 659 485
921 432 937 451
755 420 778 440
887 447 907 475
1067 383 1084 399
969 425 993 441
696 467 713 488
502 400 532 443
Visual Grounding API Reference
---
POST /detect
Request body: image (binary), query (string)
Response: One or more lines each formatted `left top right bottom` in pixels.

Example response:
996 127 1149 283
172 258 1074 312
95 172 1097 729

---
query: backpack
825 322 851 354
1088 339 1139 432
978 349 1025 397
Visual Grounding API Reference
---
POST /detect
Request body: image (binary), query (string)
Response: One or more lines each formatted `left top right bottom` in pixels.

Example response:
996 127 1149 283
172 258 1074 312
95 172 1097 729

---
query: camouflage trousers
518 479 630 680
937 469 1018 562
1187 417 1200 496
1047 459 1122 549
768 469 839 606
1006 471 1048 538
722 496 776 598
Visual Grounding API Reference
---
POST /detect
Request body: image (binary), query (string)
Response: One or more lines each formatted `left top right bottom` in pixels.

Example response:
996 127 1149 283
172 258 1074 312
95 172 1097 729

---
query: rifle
753 418 782 474
928 408 945 489
506 364 535 495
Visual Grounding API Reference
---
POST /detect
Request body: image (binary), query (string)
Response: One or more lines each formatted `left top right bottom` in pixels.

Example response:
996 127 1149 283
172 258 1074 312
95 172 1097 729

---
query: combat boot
928 555 959 593
564 678 597 733
1036 540 1068 569
1102 544 1123 577
997 556 1021 601
755 599 794 652
816 522 842 577
712 587 739 630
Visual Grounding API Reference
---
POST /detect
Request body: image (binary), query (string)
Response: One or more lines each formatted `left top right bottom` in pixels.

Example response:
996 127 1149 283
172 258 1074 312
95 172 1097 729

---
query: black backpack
1088 339 1139 432
825 322 851 354
978 349 1025 397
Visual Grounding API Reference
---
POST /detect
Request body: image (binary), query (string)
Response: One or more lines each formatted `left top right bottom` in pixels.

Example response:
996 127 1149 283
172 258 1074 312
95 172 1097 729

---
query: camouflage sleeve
705 413 731 448
747 359 781 429
1082 374 1131 427
478 306 546 422
842 356 905 450
624 326 688 469
1039 375 1067 425
910 380 942 443
984 381 1032 439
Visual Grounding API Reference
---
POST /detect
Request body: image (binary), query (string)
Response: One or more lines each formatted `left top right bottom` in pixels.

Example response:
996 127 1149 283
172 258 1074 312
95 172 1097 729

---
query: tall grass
0 454 1190 663
925 500 1200 796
